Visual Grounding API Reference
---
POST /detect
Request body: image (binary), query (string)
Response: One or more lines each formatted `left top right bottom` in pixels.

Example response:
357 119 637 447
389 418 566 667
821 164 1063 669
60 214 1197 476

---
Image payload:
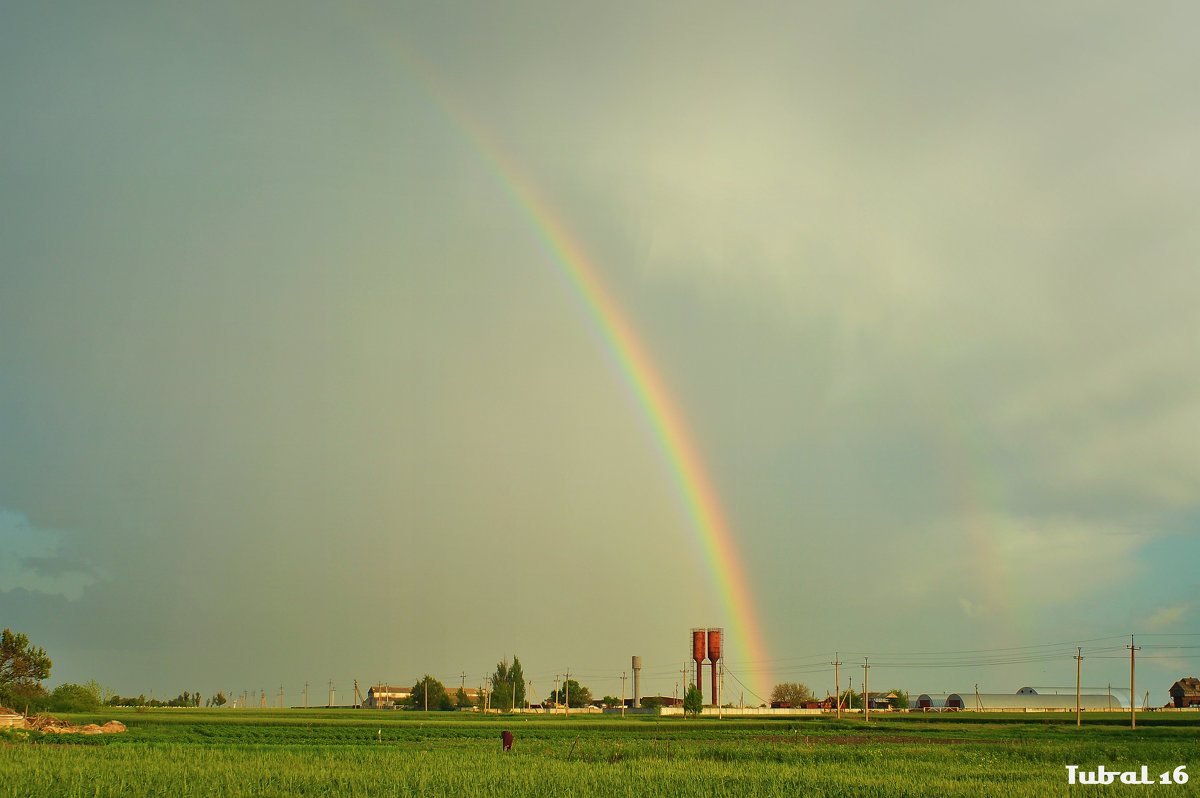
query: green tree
48 683 100 713
770 682 814 707
0 628 52 706
839 689 863 709
509 658 525 709
683 684 704 717
888 689 909 709
211 691 227 707
641 696 664 713
601 695 620 708
455 687 474 709
490 657 526 711
408 675 453 711
547 679 591 708
81 679 114 705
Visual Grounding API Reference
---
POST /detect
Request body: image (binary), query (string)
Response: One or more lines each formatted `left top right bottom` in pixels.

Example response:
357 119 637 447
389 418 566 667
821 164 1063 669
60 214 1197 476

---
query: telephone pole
832 653 842 720
1127 635 1140 730
565 671 570 718
1074 648 1083 727
620 672 627 718
862 658 870 722
719 662 725 719
303 682 309 709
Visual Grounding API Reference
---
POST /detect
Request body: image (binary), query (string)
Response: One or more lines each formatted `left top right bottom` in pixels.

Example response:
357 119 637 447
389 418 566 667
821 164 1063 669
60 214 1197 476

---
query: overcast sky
2 1 1197 706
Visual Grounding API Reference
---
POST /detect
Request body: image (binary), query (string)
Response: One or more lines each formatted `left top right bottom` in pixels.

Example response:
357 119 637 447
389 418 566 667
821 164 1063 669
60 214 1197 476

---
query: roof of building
948 692 1126 710
366 685 480 696
1169 678 1200 695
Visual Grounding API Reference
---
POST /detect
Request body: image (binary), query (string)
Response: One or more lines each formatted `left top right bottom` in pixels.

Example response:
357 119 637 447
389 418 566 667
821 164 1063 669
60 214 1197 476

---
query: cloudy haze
2 2 1197 705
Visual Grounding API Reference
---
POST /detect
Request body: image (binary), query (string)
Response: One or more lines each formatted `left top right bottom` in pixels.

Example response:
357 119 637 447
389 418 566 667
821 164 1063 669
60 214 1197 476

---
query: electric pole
304 682 309 709
832 653 841 720
863 658 870 722
620 672 627 718
1127 635 1140 730
719 662 724 719
565 671 570 718
1074 648 1083 727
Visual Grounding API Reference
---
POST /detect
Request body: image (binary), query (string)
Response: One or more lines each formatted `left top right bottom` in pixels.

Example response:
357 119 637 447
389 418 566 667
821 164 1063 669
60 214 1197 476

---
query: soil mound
21 713 127 734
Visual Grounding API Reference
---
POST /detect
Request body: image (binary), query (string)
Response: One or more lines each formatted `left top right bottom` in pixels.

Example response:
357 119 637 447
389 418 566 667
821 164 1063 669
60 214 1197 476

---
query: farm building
365 686 410 708
365 684 479 708
865 692 899 710
916 693 952 709
945 691 1125 711
1168 678 1200 708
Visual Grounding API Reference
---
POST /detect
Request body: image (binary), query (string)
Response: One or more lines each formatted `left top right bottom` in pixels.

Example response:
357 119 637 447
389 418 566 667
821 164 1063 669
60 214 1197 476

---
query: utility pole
863 658 870 722
832 653 842 720
279 685 284 709
1127 635 1140 730
328 681 334 708
554 675 560 712
424 678 429 713
719 662 724 719
304 682 309 709
565 671 570 718
1074 648 1083 727
620 672 627 718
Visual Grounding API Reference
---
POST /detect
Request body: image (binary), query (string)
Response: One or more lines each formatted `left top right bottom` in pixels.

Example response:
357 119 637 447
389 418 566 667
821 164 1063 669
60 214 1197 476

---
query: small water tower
691 628 706 703
707 628 723 707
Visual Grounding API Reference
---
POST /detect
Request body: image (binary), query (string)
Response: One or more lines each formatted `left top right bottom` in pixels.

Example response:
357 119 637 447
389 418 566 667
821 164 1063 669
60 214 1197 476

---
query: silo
691 628 706 703
631 656 642 708
707 628 722 707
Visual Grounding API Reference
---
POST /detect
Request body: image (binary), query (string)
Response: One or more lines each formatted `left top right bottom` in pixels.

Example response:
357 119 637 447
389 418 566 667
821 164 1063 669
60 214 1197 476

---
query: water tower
691 628 706 703
707 628 723 707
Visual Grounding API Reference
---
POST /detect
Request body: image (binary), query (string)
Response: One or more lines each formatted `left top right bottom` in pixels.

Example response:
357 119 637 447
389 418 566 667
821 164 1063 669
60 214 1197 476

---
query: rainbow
357 28 771 692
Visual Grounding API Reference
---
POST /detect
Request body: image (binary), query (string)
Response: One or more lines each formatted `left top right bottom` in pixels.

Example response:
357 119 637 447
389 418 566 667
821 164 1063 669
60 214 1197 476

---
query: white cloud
1145 604 1189 631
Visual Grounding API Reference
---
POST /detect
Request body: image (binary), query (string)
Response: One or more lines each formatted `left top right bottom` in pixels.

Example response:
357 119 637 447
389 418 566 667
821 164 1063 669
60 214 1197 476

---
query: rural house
1168 678 1200 708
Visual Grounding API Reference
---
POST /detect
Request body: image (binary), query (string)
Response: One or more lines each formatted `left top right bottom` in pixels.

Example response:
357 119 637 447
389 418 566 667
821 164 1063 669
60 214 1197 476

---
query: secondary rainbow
359 27 771 692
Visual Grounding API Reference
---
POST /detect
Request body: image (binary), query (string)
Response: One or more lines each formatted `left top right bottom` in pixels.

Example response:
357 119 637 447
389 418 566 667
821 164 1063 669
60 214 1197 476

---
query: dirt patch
20 714 126 735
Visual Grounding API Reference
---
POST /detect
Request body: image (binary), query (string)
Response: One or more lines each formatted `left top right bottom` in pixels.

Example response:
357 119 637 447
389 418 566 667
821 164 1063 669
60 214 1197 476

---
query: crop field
2 710 1197 796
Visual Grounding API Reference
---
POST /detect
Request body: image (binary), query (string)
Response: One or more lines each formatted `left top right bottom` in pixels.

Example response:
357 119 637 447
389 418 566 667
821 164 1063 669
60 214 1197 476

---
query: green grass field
2 709 1196 796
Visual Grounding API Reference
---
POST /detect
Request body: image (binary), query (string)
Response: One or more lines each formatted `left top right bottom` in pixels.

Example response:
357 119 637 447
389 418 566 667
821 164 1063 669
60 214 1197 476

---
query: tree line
403 656 591 711
770 681 910 709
